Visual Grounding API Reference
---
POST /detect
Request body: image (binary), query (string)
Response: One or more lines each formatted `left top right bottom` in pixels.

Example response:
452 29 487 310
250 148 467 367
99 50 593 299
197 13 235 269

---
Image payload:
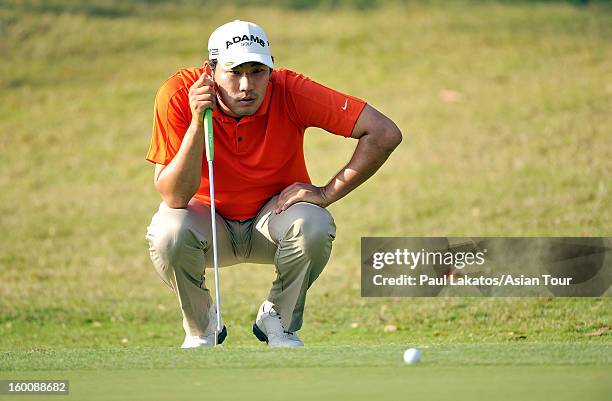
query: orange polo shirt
147 68 366 220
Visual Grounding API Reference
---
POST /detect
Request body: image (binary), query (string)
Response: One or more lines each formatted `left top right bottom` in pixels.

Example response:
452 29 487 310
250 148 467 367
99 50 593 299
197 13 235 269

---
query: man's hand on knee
274 182 330 214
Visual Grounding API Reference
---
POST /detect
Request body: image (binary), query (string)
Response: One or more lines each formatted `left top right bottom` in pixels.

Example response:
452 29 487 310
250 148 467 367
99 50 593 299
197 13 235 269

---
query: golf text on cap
225 34 269 49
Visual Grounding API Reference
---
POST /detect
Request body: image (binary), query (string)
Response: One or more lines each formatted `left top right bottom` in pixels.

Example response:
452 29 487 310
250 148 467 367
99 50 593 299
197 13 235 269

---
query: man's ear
203 60 214 81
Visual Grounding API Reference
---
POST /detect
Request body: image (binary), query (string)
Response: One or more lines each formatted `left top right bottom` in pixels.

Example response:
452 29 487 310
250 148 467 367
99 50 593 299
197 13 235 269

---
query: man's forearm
155 120 205 208
323 131 400 205
273 105 402 213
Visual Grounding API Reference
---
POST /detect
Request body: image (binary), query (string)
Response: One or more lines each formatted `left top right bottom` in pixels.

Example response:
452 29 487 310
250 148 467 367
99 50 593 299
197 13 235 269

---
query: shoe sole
217 325 228 345
252 323 268 344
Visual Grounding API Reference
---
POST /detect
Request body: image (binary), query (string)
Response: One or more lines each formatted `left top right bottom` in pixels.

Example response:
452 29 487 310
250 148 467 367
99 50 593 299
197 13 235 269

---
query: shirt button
237 137 243 142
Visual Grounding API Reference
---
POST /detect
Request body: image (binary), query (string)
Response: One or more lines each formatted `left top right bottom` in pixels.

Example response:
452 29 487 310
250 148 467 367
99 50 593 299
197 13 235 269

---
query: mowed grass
1 344 611 401
0 1 611 399
3 343 611 371
3 366 610 401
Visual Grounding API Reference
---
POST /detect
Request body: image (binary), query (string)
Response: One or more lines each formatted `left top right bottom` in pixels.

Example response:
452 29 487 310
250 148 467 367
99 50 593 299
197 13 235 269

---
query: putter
204 106 222 346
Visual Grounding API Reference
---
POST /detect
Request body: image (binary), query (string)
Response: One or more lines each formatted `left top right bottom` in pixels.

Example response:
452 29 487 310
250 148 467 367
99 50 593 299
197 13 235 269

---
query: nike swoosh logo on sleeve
341 99 348 110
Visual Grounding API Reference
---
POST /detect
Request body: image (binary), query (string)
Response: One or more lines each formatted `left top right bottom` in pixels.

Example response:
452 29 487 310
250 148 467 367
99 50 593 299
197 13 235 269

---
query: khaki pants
145 195 336 337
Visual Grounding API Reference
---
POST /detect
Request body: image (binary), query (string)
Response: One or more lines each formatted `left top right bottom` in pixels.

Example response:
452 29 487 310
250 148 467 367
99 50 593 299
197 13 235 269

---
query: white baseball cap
207 20 274 71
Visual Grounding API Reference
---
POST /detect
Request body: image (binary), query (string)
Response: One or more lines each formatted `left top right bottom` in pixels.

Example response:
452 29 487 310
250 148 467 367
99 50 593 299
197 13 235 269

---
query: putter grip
204 108 214 161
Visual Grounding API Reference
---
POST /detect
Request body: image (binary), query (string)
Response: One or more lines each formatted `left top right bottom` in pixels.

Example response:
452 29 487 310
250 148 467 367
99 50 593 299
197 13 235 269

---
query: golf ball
403 348 421 364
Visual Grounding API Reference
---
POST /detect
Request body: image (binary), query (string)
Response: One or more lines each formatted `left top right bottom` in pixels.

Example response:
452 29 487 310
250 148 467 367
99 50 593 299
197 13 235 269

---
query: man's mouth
237 97 256 106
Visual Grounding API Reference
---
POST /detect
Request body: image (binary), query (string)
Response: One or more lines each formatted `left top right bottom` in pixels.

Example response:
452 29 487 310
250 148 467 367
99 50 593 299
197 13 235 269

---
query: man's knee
146 209 205 265
286 203 336 251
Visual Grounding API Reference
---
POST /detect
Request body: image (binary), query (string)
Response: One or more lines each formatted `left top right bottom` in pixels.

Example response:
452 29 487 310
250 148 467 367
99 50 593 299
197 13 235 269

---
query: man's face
213 62 272 117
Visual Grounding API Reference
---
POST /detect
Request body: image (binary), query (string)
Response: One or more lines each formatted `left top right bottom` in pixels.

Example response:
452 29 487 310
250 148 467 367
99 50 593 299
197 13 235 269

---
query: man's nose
239 74 252 92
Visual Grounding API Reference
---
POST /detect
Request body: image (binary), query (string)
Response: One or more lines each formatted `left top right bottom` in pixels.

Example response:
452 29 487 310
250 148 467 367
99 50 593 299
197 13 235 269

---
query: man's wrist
320 185 335 207
189 116 205 135
191 114 204 127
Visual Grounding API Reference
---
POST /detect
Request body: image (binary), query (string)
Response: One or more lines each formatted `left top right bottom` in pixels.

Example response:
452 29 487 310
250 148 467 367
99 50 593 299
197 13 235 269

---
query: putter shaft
204 109 222 346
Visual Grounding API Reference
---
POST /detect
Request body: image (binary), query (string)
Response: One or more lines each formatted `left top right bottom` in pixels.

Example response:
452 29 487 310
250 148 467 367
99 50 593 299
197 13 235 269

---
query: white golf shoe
181 305 227 348
252 300 304 347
